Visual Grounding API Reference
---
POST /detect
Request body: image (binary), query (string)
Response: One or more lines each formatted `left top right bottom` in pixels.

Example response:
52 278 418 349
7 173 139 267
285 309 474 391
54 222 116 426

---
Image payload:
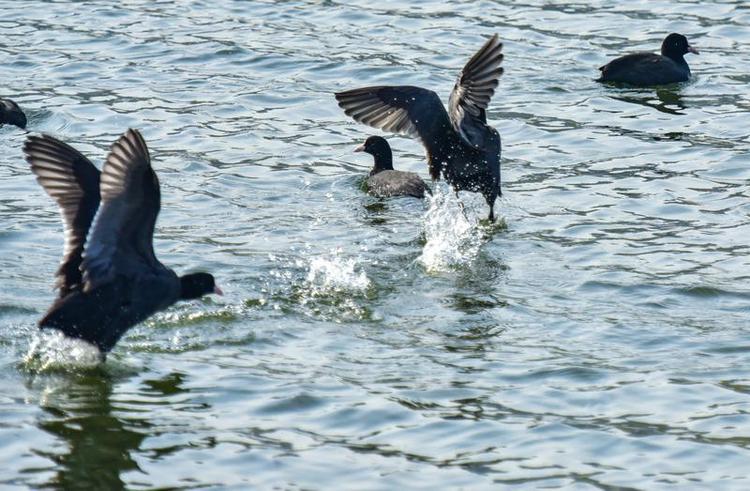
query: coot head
0 99 27 129
180 273 223 300
661 33 698 60
354 135 393 174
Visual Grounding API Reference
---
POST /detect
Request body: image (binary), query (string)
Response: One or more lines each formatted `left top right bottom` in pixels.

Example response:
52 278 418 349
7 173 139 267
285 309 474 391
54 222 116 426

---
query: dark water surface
2 1 750 489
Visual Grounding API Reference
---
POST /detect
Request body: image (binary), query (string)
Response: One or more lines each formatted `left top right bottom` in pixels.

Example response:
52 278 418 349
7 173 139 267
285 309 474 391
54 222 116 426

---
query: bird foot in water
453 192 472 223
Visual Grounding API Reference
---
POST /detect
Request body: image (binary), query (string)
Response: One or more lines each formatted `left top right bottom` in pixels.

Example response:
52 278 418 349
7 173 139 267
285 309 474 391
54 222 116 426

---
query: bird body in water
597 33 699 86
355 135 430 199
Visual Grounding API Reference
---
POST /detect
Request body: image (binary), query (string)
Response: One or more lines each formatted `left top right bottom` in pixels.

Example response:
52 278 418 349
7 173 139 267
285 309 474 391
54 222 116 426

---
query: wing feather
335 85 451 145
81 129 160 291
448 34 505 147
24 135 101 296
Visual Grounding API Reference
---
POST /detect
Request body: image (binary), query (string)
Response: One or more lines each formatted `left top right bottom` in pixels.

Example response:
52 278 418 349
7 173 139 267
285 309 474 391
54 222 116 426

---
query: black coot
355 136 429 199
24 129 222 355
0 98 27 128
597 33 698 86
336 34 504 221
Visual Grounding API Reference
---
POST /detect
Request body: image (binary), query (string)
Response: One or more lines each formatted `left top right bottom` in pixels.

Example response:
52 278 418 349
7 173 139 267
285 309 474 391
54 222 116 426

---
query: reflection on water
611 87 688 115
30 369 145 490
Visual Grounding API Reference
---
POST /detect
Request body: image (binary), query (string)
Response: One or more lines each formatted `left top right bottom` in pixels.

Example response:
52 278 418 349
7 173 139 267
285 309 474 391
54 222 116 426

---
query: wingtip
123 128 146 150
334 90 353 103
486 33 502 50
112 128 150 165
22 138 35 167
334 88 372 110
334 93 346 109
463 33 504 78
334 88 358 104
125 127 142 139
23 132 46 150
22 134 37 155
23 133 59 166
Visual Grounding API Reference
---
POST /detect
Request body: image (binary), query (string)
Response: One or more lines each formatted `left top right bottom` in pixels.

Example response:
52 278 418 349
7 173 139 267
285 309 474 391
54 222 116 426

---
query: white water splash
23 329 102 370
305 250 370 295
418 184 485 272
300 251 372 321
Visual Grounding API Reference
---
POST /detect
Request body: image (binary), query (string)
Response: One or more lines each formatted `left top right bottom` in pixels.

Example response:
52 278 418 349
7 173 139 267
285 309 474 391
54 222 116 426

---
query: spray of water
23 329 102 371
293 249 373 321
418 184 487 272
306 250 371 295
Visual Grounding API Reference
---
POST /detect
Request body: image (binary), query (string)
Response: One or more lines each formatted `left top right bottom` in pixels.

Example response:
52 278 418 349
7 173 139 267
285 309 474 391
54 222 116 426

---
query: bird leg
454 189 470 222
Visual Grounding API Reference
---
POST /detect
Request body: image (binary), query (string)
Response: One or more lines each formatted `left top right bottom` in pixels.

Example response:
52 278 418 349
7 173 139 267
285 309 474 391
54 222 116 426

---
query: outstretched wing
24 135 101 297
448 34 504 147
335 85 452 152
81 129 161 291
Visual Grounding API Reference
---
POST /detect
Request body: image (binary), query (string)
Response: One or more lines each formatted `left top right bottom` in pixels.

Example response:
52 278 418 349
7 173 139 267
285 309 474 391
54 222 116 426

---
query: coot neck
370 147 394 175
662 49 688 67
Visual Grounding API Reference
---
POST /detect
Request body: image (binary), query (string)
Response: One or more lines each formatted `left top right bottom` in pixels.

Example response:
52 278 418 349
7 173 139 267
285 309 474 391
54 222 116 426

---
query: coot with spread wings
336 34 504 221
24 129 222 355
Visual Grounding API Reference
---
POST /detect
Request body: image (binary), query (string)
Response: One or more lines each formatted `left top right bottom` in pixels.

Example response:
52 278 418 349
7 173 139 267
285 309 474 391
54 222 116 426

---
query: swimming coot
24 129 222 355
355 135 429 199
0 98 27 129
597 33 698 86
336 34 504 221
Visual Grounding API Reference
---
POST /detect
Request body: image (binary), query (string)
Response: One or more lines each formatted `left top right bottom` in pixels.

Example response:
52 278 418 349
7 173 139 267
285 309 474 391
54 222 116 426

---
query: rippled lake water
2 1 750 489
